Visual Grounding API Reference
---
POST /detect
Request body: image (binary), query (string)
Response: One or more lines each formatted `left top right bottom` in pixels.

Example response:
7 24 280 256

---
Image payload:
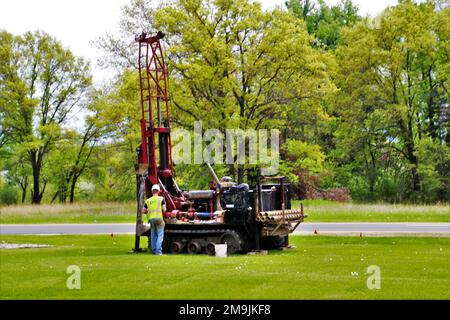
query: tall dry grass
0 201 136 217
304 202 450 214
291 200 449 222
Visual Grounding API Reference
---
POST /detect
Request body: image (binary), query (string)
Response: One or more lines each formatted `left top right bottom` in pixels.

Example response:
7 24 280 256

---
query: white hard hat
151 184 160 192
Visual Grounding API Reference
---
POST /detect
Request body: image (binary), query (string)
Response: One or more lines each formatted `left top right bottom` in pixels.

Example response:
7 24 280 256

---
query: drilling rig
133 31 307 254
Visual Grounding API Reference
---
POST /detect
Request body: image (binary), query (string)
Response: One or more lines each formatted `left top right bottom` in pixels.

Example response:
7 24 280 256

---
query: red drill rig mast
136 31 176 205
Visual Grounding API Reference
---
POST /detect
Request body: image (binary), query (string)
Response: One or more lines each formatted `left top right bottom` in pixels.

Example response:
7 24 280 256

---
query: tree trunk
59 174 69 203
426 67 438 140
368 173 375 201
19 176 28 203
410 164 420 194
51 191 60 204
59 188 67 203
405 141 421 196
69 174 78 203
21 187 27 203
31 164 42 204
30 150 44 204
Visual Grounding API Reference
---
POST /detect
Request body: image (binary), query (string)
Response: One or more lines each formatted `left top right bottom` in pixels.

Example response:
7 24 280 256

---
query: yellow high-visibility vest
145 196 164 220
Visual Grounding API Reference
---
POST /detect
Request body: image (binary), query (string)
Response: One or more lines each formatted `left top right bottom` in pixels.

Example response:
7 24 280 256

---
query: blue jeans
149 218 165 254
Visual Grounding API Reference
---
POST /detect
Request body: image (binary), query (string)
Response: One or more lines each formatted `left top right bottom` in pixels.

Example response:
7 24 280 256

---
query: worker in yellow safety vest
142 184 166 255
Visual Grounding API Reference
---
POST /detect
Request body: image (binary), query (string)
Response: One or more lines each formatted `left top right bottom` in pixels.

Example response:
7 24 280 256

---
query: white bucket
215 244 227 258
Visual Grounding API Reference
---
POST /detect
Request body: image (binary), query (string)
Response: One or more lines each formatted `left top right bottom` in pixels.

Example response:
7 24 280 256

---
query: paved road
1 223 449 235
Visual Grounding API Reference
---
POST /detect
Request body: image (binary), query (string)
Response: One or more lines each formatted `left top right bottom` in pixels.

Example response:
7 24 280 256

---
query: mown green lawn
1 235 449 299
1 200 448 224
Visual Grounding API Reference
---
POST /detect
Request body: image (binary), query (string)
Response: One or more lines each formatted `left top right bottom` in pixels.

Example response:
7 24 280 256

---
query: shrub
0 185 19 205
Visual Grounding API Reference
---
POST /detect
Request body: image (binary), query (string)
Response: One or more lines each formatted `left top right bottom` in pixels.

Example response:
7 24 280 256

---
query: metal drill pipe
266 215 304 221
268 214 301 218
265 214 304 221
262 209 303 216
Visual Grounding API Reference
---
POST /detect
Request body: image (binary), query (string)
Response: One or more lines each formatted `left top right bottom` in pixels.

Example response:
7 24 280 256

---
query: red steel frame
136 32 174 197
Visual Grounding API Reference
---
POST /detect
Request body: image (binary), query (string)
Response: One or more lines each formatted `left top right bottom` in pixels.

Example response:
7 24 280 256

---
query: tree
2 148 31 203
286 0 361 49
0 30 91 204
154 0 335 182
47 119 101 203
333 0 450 202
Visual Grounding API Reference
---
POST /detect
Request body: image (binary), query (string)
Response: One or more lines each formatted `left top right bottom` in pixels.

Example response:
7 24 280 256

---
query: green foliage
280 139 325 184
286 0 361 49
2 0 448 205
0 185 19 205
154 0 335 182
331 0 450 203
416 138 450 202
90 0 449 204
346 175 370 202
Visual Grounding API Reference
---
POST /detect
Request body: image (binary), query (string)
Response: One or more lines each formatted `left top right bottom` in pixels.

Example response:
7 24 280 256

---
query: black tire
170 241 184 254
206 242 216 256
273 235 287 248
187 241 202 254
220 230 243 254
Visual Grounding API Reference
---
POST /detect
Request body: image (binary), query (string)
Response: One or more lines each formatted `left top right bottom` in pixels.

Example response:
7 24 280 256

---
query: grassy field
1 234 449 299
296 200 450 223
0 200 448 224
0 202 136 224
